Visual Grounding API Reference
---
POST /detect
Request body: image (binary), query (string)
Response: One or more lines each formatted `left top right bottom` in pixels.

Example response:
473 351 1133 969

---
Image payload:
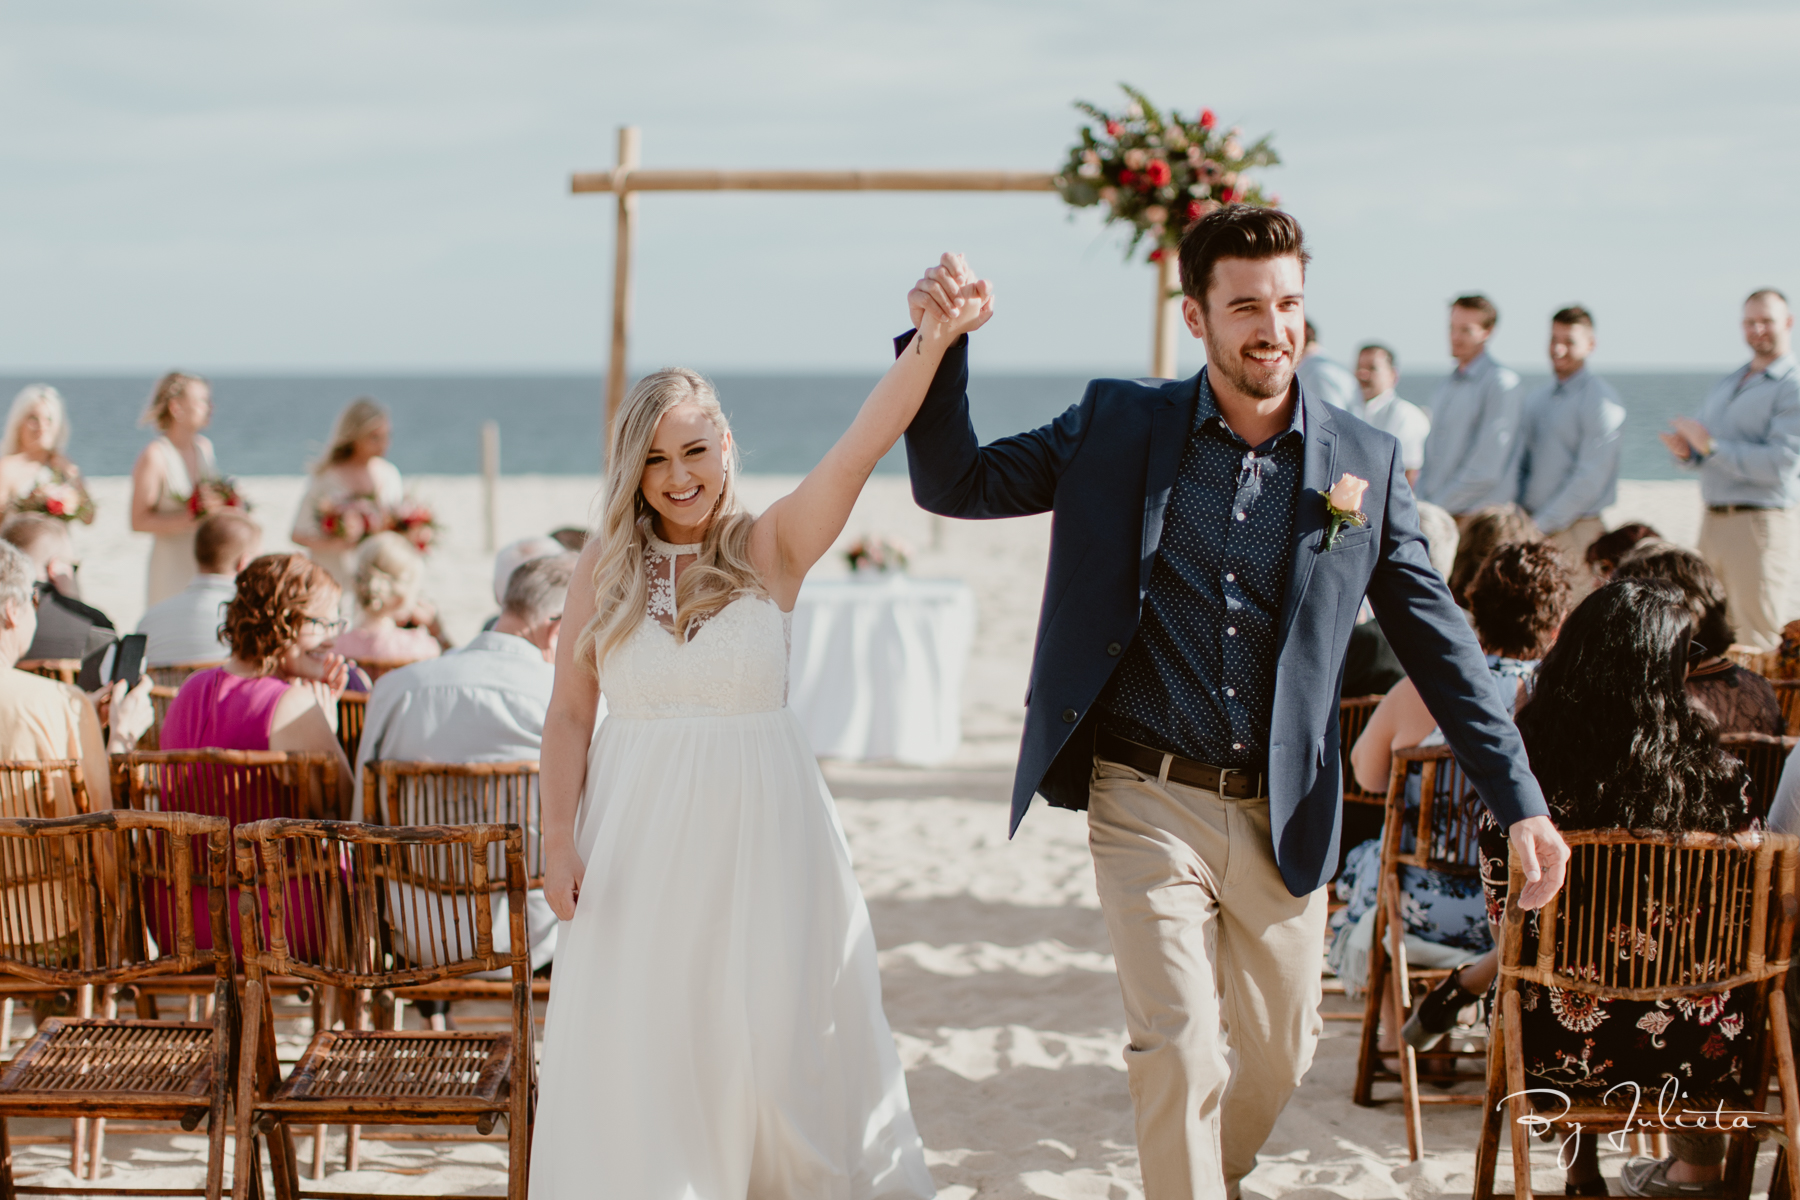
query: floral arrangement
316 494 386 545
14 468 94 523
187 475 250 518
1056 84 1280 262
389 495 440 554
844 536 910 575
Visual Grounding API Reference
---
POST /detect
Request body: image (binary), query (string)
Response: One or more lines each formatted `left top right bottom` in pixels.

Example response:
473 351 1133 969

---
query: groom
899 207 1568 1199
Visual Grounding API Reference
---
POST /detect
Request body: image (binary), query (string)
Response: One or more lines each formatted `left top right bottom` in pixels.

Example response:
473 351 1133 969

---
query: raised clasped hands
1659 416 1713 462
908 252 995 346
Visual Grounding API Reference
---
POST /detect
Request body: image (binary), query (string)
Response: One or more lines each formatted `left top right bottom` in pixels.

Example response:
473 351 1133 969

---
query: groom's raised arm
895 328 1092 520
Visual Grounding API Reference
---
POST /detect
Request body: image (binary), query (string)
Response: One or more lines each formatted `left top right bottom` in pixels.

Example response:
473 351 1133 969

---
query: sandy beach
15 472 1753 1198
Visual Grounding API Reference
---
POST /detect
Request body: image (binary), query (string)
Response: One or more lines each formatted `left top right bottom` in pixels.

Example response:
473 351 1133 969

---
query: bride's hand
544 835 585 922
914 252 995 345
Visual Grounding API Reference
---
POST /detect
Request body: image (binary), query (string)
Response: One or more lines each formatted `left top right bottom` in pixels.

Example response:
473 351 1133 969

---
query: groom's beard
1211 341 1297 401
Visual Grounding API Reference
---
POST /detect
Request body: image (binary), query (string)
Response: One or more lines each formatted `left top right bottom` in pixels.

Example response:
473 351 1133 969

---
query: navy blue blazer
900 332 1549 896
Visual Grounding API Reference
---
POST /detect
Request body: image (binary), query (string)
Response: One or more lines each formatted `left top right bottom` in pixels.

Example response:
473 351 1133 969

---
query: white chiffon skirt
529 709 935 1200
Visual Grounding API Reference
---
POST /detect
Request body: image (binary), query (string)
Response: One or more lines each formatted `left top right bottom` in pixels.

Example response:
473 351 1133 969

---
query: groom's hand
909 251 975 330
1507 814 1570 911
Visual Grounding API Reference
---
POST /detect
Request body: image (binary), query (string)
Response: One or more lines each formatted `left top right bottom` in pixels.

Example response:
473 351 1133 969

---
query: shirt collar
1195 367 1306 449
1454 351 1491 381
1752 354 1797 382
189 574 236 589
457 629 550 663
1363 389 1395 412
1551 366 1589 391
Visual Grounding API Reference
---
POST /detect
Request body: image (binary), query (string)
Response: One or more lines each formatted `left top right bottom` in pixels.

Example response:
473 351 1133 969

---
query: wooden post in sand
480 421 500 552
575 128 1059 438
1151 251 1183 380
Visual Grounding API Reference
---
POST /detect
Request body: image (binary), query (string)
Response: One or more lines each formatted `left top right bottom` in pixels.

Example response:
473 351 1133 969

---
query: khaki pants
1698 507 1796 650
1088 759 1327 1200
1548 516 1607 601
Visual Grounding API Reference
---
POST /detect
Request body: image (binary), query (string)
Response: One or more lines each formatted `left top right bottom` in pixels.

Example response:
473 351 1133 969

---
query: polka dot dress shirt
1098 370 1304 772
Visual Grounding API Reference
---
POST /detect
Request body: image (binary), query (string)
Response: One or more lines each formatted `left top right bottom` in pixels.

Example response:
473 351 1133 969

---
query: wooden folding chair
335 694 367 766
1719 732 1798 819
1773 681 1800 737
15 661 79 686
0 810 233 1198
1724 643 1780 678
1338 695 1386 805
1350 744 1488 1159
148 662 225 690
1474 829 1800 1200
139 686 181 752
361 762 550 1029
231 818 534 1200
0 761 97 1052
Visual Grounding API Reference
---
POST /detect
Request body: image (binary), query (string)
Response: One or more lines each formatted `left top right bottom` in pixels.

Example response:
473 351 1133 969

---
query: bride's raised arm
749 253 993 606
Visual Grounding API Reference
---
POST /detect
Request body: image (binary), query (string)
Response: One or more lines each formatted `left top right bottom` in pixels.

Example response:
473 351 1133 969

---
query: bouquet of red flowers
389 495 439 554
188 475 250 518
1056 84 1280 262
315 494 385 544
15 470 94 523
844 535 911 575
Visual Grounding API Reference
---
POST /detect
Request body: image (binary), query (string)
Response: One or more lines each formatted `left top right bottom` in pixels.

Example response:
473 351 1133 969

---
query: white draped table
787 574 976 766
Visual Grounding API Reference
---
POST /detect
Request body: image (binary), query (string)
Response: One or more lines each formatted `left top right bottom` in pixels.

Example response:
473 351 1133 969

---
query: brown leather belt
1095 729 1267 800
1708 504 1783 514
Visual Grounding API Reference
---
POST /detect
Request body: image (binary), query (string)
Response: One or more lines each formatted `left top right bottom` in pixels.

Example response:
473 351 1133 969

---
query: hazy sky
3 1 1796 376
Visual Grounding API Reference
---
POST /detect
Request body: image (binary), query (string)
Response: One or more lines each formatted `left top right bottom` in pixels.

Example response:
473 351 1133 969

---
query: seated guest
1333 542 1571 1002
354 554 579 972
0 541 148 812
136 510 262 667
1613 539 1784 736
1341 501 1456 698
0 513 113 664
161 554 353 801
331 532 444 666
1582 520 1659 585
1475 578 1752 1196
480 535 563 632
1446 502 1541 609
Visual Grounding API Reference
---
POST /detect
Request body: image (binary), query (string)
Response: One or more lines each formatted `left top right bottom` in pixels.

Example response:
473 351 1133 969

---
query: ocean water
0 369 1726 481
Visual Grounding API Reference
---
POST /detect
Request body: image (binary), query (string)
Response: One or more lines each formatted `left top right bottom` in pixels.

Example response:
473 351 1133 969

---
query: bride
531 255 993 1199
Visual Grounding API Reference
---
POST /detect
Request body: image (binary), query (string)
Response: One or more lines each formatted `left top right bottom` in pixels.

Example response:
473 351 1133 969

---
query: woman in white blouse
291 397 404 588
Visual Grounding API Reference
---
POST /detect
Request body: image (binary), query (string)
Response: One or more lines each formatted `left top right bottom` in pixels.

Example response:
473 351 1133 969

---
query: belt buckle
1216 765 1241 798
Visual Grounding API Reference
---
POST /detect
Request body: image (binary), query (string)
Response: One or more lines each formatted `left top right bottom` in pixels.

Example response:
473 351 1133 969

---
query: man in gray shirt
1415 294 1525 524
1517 306 1625 590
1660 288 1800 649
1294 320 1359 410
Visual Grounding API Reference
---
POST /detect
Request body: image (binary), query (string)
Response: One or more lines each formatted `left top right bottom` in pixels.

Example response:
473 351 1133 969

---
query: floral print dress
1477 807 1755 1097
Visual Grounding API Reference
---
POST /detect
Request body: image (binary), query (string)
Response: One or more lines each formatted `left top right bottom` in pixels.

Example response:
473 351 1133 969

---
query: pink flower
1198 108 1216 130
1122 148 1148 170
1104 120 1122 137
1326 474 1369 516
1148 248 1164 262
1144 159 1171 187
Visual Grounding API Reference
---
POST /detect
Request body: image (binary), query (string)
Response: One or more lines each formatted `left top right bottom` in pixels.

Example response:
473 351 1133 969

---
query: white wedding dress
530 533 936 1200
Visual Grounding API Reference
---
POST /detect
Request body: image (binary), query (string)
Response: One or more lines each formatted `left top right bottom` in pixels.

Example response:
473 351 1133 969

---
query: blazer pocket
1323 526 1376 553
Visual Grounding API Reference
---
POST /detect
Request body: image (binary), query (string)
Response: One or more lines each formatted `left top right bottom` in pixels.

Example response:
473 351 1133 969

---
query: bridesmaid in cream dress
130 372 219 607
531 255 993 1199
290 398 405 589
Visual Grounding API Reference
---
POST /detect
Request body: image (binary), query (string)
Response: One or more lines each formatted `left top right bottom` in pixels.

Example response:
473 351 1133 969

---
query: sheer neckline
646 531 701 557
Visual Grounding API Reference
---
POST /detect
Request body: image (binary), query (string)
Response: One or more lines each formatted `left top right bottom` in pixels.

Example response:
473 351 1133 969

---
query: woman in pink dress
331 532 445 667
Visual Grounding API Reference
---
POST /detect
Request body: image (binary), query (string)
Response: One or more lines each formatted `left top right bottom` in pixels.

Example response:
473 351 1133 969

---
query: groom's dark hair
1177 205 1310 312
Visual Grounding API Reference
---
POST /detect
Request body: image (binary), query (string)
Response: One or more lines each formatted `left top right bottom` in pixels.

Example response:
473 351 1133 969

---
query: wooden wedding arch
571 125 1187 435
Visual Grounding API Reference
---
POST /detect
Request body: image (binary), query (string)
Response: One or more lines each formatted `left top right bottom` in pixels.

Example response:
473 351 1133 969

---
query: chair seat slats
276 1031 511 1102
0 1018 214 1098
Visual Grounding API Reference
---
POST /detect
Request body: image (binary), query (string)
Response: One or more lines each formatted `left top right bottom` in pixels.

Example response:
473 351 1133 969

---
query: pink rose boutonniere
1319 473 1370 550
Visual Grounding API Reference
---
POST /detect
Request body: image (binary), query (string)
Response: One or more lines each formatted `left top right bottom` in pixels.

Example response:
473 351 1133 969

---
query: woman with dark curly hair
1612 539 1784 736
1472 580 1750 1196
160 553 353 799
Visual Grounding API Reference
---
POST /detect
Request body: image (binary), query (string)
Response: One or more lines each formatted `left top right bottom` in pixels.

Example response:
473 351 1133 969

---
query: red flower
1148 248 1164 262
1144 159 1171 187
1184 200 1202 221
1199 108 1216 130
1219 187 1237 204
1118 169 1137 187
1105 120 1122 137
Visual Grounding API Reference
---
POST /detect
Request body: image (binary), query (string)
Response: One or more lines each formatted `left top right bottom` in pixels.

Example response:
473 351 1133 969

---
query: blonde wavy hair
2 385 69 457
139 372 207 431
314 398 389 474
352 531 424 616
575 368 762 674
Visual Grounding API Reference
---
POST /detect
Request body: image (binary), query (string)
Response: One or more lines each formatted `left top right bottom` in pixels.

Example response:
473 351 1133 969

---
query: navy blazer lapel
1278 389 1338 643
1139 373 1200 602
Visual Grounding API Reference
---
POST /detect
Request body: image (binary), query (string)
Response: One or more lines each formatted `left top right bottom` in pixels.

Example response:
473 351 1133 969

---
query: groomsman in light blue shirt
1415 294 1525 524
1294 320 1360 410
1517 306 1625 589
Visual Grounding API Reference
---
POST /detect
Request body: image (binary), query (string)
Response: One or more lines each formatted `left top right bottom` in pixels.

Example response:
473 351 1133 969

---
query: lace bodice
598 534 789 719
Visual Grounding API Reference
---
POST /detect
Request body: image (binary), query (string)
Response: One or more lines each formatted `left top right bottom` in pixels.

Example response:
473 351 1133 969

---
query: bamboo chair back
234 818 528 990
147 661 224 690
1338 696 1385 804
337 692 367 764
1387 744 1484 875
0 759 93 820
364 761 543 887
1725 643 1780 678
1774 681 1800 737
1719 732 1797 820
17 659 80 685
0 811 231 988
140 685 180 752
